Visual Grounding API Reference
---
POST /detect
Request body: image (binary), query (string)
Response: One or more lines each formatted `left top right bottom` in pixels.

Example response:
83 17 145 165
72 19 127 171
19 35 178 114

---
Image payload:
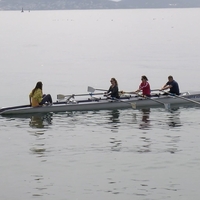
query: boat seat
150 93 160 97
120 94 131 98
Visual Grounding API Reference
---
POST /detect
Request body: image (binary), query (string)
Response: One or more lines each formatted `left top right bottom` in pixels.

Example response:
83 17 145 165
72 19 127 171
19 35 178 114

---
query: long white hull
1 91 200 115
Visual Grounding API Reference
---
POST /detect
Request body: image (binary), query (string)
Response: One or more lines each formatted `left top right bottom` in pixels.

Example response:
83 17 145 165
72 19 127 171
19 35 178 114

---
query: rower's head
110 78 118 86
35 81 43 90
141 75 148 82
31 81 43 95
168 76 173 82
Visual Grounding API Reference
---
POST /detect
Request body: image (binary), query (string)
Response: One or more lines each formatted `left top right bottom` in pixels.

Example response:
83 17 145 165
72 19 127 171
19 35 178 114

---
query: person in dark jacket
161 75 180 95
105 78 120 99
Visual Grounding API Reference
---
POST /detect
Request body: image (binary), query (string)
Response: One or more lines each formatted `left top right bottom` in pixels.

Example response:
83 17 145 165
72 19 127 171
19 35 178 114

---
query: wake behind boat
1 91 200 115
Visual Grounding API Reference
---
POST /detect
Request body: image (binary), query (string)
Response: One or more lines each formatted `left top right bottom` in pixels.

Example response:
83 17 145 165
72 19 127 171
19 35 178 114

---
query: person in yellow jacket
29 81 52 107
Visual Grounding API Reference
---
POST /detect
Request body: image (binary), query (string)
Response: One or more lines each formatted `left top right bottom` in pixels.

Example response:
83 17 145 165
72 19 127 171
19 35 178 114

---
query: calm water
0 8 200 200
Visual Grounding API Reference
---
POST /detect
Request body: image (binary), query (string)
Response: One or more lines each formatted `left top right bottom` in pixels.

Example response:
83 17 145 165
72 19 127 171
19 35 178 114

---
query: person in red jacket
135 75 151 97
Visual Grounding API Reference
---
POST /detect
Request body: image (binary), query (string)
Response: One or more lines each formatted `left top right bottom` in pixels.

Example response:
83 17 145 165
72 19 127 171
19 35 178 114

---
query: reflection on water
137 134 152 153
108 110 120 123
166 107 182 128
29 114 54 197
31 174 47 197
163 107 182 154
107 110 122 151
110 137 122 152
30 143 46 156
139 108 151 130
29 114 53 158
107 110 120 132
29 113 53 129
136 109 152 153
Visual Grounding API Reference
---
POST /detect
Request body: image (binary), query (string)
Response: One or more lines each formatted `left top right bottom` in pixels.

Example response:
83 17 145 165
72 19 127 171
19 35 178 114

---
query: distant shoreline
1 0 200 11
0 6 200 11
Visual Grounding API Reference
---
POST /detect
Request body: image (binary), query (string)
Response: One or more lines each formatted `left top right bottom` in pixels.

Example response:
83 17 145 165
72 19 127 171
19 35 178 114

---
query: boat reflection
1 113 53 128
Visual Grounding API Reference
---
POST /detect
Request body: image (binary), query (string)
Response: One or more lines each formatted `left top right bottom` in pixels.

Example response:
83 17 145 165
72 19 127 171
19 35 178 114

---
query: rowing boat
1 91 200 115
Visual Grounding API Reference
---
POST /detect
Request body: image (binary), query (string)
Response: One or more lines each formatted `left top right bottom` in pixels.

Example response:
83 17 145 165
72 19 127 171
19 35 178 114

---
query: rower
161 75 180 95
135 75 151 97
104 78 120 99
29 81 53 107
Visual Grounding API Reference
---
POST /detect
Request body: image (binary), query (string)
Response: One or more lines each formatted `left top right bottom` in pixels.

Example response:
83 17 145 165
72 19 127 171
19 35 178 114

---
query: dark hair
32 81 43 95
168 75 173 79
141 75 148 81
111 78 118 86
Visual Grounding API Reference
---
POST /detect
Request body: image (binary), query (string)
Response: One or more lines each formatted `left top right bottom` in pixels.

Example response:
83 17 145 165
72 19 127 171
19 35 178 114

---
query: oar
121 90 170 109
87 86 107 93
57 92 104 100
136 93 170 110
88 86 126 97
165 92 200 106
122 89 161 95
151 89 162 92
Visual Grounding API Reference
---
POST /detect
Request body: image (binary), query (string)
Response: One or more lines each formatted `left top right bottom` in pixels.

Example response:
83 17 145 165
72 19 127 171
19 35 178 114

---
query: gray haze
0 0 200 10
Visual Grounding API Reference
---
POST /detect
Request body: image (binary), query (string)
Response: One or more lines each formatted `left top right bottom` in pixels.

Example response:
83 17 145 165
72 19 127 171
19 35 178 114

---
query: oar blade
131 103 136 109
57 94 66 100
164 103 171 110
87 86 95 93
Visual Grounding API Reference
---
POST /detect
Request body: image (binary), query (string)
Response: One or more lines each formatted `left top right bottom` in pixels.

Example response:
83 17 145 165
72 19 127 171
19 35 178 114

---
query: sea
0 8 200 200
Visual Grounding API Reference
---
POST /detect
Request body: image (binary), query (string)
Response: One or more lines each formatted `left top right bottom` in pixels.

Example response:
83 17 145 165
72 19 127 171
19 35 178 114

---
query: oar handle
151 89 162 92
120 91 136 94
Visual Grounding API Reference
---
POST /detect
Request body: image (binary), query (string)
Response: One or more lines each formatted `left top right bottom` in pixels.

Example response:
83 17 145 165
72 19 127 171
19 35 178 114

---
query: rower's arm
161 83 167 90
162 84 172 90
135 89 141 93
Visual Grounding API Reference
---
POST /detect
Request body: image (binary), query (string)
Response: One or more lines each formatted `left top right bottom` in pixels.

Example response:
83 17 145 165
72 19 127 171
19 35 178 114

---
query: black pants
39 94 53 105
